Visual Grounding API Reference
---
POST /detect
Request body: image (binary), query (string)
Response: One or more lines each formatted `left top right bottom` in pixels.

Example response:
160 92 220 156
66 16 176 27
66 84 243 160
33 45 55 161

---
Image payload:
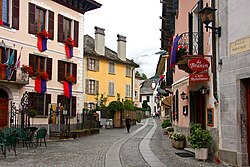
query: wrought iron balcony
0 69 29 86
175 32 202 73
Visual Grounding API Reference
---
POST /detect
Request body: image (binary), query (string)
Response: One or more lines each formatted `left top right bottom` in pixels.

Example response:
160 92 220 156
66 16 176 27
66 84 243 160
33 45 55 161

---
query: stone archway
0 88 9 128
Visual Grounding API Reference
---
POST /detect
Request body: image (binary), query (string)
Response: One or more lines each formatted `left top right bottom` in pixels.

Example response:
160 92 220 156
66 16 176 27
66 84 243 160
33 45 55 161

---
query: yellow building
84 27 139 110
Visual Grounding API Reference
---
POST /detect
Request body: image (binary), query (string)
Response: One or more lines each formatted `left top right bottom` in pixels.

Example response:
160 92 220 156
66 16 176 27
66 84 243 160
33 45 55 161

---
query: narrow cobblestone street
0 118 226 167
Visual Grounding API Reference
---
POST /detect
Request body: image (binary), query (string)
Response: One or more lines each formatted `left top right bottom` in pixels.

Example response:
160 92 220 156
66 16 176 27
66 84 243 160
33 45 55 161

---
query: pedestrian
125 114 131 133
152 112 156 119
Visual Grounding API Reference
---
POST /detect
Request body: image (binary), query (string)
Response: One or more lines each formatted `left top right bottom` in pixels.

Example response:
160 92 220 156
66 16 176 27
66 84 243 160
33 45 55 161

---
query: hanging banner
189 73 209 82
188 58 210 72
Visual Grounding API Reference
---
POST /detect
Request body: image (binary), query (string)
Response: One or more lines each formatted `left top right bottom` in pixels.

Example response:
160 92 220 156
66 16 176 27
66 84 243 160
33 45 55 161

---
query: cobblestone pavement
0 125 142 167
150 119 227 167
0 118 228 167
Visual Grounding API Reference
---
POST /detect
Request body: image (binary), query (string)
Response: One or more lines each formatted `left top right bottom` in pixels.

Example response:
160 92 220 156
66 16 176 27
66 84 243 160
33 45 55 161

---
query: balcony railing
0 69 29 85
178 32 199 55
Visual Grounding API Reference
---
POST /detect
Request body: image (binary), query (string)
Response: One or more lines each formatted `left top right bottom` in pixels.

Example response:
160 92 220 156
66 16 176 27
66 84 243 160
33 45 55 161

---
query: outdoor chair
0 133 17 158
16 128 30 148
32 128 47 147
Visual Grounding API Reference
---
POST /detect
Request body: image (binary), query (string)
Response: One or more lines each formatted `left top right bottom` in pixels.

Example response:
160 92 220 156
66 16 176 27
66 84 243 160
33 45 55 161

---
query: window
88 103 95 111
135 91 138 99
35 7 45 32
29 92 51 116
0 47 17 81
125 84 131 98
147 96 150 102
109 62 115 74
108 82 115 96
28 3 54 40
88 58 99 71
57 95 76 117
58 60 77 83
58 14 79 47
86 79 99 95
0 0 19 29
126 65 131 77
29 54 52 80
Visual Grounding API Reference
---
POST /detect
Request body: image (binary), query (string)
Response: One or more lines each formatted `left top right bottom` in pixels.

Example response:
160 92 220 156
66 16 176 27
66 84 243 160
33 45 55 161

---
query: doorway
0 89 9 128
190 90 206 129
246 79 250 165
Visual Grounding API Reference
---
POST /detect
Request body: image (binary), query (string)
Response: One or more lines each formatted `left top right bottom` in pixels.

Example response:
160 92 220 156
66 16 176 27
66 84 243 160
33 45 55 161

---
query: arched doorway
0 88 9 128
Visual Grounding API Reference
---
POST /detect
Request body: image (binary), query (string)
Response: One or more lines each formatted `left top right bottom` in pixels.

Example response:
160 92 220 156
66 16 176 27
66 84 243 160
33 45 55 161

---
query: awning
162 96 172 109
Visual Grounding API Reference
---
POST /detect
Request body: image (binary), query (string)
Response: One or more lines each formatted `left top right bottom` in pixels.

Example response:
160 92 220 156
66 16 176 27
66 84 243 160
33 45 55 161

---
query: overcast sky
84 0 162 78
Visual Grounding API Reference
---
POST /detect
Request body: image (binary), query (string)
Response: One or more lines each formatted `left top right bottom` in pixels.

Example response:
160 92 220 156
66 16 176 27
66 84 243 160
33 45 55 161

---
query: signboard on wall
188 58 210 72
189 73 209 82
207 108 214 127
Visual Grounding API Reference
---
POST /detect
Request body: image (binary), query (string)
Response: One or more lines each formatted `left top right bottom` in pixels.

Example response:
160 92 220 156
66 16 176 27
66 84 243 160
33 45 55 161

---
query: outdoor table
23 127 38 145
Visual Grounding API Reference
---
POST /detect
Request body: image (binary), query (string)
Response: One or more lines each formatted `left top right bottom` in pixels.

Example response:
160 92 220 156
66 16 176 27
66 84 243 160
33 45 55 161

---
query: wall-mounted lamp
180 92 188 100
218 59 223 65
198 3 221 37
200 85 209 95
152 79 157 90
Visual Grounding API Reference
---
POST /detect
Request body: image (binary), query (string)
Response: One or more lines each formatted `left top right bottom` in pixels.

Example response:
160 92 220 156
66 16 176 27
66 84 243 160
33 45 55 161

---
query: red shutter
72 63 77 83
48 11 54 40
28 3 36 35
74 20 79 47
45 94 51 116
95 80 99 94
58 60 65 82
10 50 17 81
58 14 64 43
72 96 76 117
12 0 19 30
47 57 52 80
96 59 99 71
29 54 35 70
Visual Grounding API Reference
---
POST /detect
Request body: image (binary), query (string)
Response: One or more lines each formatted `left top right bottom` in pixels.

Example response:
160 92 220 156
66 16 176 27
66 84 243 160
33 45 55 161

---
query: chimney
117 34 126 61
94 26 105 55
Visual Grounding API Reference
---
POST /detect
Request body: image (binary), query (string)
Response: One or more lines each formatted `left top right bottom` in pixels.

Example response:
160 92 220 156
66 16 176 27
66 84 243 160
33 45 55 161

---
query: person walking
125 114 131 133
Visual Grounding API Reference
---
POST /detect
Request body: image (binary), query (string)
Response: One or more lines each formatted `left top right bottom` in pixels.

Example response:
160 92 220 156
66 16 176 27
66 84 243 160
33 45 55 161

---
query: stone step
184 147 195 154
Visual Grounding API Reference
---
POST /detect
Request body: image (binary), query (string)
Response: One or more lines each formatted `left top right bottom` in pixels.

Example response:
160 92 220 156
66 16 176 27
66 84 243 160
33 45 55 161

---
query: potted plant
163 126 174 135
169 132 186 149
161 119 172 128
188 123 213 160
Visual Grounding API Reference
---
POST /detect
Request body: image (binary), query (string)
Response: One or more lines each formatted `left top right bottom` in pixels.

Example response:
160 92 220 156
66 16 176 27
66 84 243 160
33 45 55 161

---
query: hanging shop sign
188 58 210 72
189 73 209 82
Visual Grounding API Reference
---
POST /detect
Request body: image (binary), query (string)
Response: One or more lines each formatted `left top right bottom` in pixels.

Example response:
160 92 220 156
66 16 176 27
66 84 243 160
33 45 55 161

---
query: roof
84 35 139 67
52 0 102 14
140 76 160 95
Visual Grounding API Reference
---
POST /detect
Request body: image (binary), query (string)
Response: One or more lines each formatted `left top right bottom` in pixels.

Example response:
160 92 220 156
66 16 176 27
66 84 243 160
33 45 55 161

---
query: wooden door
247 79 250 165
190 91 205 128
0 98 8 128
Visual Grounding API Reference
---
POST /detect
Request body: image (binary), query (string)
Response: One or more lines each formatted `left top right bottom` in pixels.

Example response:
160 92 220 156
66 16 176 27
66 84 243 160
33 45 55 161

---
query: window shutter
72 96 76 117
85 79 89 94
45 94 51 116
95 80 99 94
28 3 36 35
29 54 35 70
58 60 65 82
188 12 193 55
48 11 54 40
28 92 35 110
12 0 19 30
58 14 64 43
10 50 17 81
74 20 79 47
47 57 52 80
87 58 90 70
96 59 99 71
72 63 77 83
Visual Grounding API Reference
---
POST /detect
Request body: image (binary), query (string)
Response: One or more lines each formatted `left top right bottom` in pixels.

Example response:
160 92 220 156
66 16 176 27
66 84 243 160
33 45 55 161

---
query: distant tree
141 73 147 80
135 71 141 77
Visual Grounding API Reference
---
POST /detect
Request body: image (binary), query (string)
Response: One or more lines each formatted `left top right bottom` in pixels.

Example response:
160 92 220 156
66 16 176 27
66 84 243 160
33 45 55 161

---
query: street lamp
198 3 221 37
180 92 188 100
200 85 209 95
